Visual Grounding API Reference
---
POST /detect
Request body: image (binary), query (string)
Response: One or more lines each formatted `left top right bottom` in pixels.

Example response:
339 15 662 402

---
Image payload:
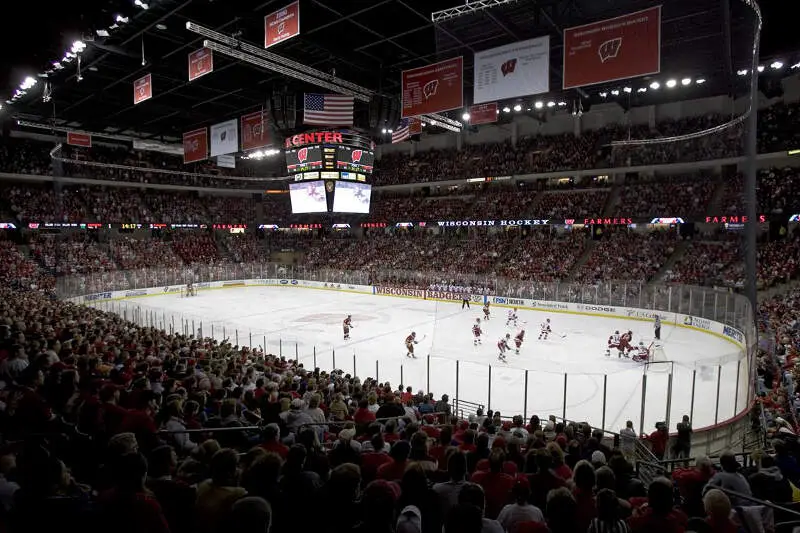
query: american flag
303 93 354 126
391 117 422 144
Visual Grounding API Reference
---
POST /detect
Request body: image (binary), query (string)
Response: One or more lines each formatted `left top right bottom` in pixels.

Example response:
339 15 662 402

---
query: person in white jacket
164 399 198 454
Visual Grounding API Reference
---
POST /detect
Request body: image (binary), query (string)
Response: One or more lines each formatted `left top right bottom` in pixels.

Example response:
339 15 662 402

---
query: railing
56 263 758 451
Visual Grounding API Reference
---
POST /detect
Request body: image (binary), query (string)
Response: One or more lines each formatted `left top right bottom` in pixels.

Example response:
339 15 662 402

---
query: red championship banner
469 103 498 125
133 74 152 104
401 56 464 118
66 131 92 148
240 111 271 151
188 48 213 81
183 128 208 164
563 6 661 89
264 0 300 48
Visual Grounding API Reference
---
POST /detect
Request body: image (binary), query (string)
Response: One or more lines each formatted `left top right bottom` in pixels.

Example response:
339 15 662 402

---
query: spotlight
737 69 748 76
757 65 764 72
513 104 522 112
115 15 129 23
462 112 470 121
534 101 543 109
381 128 387 134
681 78 691 86
557 101 566 107
546 101 555 108
71 40 86 53
20 76 37 90
649 81 660 89
599 92 608 98
502 106 511 113
637 88 647 93
610 90 619 96
696 78 706 84
96 29 110 37
771 61 783 69
665 79 677 88
792 62 800 70
387 129 393 133
623 87 632 93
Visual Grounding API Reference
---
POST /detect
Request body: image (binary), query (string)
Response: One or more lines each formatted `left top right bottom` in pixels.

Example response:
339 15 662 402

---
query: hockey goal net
645 342 671 372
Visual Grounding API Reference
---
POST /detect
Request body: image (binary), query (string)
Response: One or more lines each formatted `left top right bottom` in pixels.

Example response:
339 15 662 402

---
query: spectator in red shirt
354 399 376 426
119 390 160 452
12 367 53 433
526 448 567 511
259 423 289 459
672 455 715 518
376 440 411 481
361 434 393 483
644 423 669 460
470 449 515 519
95 452 171 533
572 460 598 531
628 477 688 533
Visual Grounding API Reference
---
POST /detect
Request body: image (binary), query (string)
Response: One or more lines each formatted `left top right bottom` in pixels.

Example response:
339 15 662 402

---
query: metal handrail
716 487 800 519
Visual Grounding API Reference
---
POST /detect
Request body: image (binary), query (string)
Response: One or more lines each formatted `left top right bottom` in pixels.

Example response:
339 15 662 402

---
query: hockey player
472 318 483 346
462 295 471 309
506 308 519 328
405 332 419 359
538 318 551 340
343 315 353 341
186 280 195 296
514 329 525 355
619 330 634 357
632 342 651 362
606 330 622 357
497 333 511 362
483 302 491 320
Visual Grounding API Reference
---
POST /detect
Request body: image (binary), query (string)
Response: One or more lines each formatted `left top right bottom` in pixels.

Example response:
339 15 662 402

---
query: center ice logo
297 147 308 162
351 150 363 163
598 38 622 63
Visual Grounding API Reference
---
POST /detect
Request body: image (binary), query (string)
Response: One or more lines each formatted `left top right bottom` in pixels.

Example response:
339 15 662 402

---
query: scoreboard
284 130 375 178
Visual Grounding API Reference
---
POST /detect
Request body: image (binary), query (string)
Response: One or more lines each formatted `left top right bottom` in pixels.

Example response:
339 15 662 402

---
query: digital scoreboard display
289 180 328 213
285 145 323 174
336 146 374 173
333 181 372 213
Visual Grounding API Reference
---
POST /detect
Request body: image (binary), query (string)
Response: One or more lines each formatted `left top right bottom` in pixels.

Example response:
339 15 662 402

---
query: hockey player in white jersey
606 330 622 357
497 333 511 362
506 308 519 328
472 319 483 346
538 318 551 340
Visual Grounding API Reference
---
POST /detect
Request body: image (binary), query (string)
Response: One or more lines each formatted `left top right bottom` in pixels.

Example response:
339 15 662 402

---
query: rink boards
72 278 745 352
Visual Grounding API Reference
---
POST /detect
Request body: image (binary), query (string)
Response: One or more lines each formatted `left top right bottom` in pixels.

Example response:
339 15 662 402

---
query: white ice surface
114 287 748 433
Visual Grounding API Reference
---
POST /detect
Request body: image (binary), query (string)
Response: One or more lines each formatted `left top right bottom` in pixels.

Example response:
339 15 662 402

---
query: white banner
209 119 239 157
473 36 550 104
216 155 236 168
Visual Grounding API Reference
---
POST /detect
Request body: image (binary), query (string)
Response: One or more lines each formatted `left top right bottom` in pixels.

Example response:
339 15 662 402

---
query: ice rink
116 286 749 433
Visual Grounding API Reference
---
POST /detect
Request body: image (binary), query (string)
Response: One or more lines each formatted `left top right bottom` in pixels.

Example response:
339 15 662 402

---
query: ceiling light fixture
696 78 706 84
650 81 660 89
681 78 691 86
513 104 522 112
665 79 677 88
534 101 543 109
610 89 619 96
623 87 632 93
502 106 510 113
771 61 783 69
462 112 470 121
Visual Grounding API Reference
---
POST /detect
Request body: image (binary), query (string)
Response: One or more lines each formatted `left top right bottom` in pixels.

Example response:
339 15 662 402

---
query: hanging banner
401 56 463 118
209 119 239 157
183 128 208 164
188 48 214 81
265 0 300 48
473 36 550 104
240 111 272 151
217 155 236 168
468 103 498 125
67 131 92 148
133 74 152 104
563 6 661 89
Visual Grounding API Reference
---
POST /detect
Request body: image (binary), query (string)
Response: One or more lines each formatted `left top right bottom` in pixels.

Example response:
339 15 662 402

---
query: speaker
270 88 296 130
368 95 402 131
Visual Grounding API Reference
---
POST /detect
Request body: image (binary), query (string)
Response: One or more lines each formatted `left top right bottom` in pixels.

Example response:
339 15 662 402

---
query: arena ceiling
0 0 794 143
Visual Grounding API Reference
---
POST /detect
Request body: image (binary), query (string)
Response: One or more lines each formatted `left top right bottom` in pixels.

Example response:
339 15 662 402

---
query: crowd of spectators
575 229 679 284
615 174 718 219
0 256 797 533
664 240 741 287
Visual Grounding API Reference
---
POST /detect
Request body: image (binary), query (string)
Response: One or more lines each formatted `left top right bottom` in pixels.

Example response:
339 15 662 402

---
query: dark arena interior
1 0 800 531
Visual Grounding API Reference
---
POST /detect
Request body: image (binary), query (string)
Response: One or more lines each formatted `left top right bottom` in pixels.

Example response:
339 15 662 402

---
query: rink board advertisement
73 279 745 349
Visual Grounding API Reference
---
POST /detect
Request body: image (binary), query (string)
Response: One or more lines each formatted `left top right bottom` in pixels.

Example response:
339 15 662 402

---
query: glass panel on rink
57 262 757 448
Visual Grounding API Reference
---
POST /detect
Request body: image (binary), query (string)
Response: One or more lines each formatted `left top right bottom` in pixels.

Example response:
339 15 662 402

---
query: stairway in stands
651 240 691 283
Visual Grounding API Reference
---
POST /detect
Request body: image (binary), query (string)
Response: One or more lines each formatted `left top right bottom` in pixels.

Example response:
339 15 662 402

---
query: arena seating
2 99 800 533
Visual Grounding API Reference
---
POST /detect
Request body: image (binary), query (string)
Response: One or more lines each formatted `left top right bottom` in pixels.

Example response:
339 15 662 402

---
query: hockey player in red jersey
472 319 483 346
405 332 418 358
618 330 634 357
497 333 511 362
514 329 525 354
343 315 353 340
